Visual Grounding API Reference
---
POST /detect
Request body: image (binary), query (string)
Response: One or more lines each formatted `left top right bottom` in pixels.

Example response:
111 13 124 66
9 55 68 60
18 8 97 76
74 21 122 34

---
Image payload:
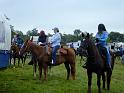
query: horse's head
80 32 91 53
11 44 19 52
80 32 98 57
20 39 32 56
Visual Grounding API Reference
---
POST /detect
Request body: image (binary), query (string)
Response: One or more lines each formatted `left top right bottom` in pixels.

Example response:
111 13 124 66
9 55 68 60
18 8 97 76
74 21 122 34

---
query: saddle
97 44 108 66
47 47 68 55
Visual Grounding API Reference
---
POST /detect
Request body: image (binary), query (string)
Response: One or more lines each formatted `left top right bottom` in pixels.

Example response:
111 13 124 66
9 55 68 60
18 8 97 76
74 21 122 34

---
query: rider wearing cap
51 27 61 64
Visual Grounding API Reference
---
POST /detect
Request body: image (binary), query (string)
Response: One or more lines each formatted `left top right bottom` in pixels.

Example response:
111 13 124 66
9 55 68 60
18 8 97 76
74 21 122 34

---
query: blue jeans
52 45 60 64
97 44 111 68
104 46 111 68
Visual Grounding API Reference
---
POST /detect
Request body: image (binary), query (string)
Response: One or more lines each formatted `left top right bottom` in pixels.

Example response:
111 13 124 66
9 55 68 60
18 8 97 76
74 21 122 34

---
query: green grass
0 57 124 93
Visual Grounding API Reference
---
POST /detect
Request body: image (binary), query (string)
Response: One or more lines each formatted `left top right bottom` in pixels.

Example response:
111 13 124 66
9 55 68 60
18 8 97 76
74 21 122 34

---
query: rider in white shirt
51 27 61 64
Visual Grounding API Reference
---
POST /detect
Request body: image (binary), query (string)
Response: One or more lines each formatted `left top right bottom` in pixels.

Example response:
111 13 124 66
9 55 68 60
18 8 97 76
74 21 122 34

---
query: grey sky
0 0 124 35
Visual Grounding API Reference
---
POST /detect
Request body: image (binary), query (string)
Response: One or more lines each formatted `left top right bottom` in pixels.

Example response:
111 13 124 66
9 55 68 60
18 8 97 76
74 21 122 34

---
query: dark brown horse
80 33 115 93
20 40 76 80
10 44 27 67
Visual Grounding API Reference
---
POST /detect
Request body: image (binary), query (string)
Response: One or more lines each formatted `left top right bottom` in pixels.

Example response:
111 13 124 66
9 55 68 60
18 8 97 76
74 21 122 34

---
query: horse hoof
102 87 106 90
102 88 106 90
39 78 41 80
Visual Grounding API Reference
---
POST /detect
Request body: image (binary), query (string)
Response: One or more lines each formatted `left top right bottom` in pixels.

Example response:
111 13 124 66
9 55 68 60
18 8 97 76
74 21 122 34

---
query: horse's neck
30 44 44 57
87 41 101 60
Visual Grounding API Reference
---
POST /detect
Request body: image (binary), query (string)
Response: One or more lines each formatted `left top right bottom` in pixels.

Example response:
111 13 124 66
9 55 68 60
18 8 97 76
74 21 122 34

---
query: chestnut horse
20 40 76 80
10 44 27 67
80 33 115 93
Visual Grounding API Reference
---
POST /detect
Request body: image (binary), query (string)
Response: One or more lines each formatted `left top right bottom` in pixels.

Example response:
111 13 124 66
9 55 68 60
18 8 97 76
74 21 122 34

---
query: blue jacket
95 31 108 46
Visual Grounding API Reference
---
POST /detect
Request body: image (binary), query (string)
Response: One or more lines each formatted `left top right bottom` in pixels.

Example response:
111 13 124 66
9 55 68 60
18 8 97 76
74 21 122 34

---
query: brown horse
20 40 76 80
10 44 27 67
80 33 115 93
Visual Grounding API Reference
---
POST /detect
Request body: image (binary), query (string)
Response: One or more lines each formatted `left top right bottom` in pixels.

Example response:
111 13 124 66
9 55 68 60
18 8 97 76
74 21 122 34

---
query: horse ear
81 32 85 37
25 39 29 42
86 33 90 38
30 36 33 42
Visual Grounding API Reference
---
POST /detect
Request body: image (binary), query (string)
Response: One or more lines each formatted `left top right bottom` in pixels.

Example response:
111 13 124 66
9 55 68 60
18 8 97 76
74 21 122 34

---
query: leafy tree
109 32 124 42
31 28 38 36
26 28 38 36
26 30 32 36
74 29 81 37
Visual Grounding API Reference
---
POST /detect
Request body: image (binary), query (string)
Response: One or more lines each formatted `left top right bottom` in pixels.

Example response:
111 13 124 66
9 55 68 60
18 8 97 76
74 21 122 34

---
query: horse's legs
97 74 102 93
43 63 48 80
18 58 20 66
102 72 106 89
10 55 12 66
38 63 42 80
107 69 112 90
14 58 16 66
87 71 92 93
21 57 24 67
64 62 70 80
33 62 37 80
24 54 27 65
70 63 76 80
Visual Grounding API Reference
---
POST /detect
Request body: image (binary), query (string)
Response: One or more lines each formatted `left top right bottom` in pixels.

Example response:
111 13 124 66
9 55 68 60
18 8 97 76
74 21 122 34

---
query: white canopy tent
0 21 11 50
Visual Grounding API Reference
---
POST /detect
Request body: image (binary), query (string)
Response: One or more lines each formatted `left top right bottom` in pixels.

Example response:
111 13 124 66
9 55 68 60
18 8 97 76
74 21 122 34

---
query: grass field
0 56 124 93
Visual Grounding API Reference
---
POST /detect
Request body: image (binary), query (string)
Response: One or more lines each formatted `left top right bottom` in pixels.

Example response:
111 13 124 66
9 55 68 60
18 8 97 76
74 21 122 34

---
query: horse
80 33 115 93
20 39 76 80
114 50 123 60
10 44 27 67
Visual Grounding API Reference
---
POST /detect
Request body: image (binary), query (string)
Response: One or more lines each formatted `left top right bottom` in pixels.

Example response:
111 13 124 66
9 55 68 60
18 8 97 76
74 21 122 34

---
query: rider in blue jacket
95 24 111 69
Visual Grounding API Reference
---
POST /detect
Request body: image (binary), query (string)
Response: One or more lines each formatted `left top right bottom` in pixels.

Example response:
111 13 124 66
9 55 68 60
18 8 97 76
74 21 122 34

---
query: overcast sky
0 0 124 35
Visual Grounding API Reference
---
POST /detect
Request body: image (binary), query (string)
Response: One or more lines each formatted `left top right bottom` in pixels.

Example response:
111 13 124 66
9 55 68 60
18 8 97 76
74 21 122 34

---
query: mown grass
0 56 124 93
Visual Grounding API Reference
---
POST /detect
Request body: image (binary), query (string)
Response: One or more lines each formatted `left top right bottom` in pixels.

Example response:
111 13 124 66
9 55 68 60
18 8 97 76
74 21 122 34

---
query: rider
51 27 61 64
95 24 111 69
38 30 47 45
70 43 74 48
119 45 123 56
28 30 48 65
16 34 23 48
12 34 23 48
